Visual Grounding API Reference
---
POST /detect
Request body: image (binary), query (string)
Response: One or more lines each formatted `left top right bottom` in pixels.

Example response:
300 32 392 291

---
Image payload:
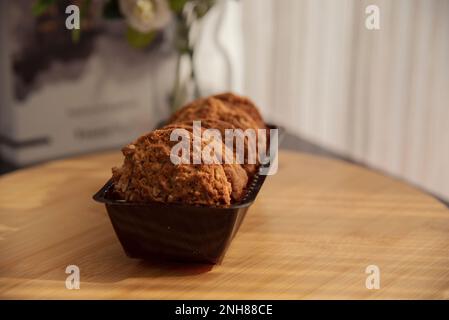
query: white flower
119 0 172 33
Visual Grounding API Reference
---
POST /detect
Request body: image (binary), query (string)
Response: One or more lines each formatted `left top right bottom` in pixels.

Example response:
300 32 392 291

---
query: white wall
242 0 449 201
196 0 244 95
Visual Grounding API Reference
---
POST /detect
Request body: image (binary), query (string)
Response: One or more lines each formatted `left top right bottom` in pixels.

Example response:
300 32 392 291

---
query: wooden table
1 150 449 299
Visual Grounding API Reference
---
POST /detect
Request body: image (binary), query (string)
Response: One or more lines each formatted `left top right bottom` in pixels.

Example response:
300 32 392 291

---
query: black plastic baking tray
93 124 283 264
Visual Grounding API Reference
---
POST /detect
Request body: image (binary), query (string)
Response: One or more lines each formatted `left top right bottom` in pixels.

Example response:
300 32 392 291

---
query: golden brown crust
112 93 267 206
169 97 260 131
160 122 249 201
163 120 258 178
112 128 232 206
169 95 266 177
213 92 265 129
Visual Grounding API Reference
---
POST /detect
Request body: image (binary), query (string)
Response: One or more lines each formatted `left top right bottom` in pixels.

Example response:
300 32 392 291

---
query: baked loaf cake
169 96 260 131
213 92 265 129
158 122 249 202
113 128 234 205
168 95 266 176
163 119 258 177
112 92 266 206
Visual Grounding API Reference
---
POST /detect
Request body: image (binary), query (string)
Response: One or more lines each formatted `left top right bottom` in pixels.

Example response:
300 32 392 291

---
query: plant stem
188 48 201 99
170 11 202 111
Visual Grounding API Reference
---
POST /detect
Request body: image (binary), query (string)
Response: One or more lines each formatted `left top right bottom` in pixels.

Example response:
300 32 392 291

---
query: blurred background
0 0 448 202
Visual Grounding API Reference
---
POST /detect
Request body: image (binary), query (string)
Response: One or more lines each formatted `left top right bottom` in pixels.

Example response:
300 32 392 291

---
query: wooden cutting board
1 150 449 299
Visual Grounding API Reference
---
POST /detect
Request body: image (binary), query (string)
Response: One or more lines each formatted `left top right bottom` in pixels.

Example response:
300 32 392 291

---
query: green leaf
32 0 57 16
169 0 189 13
126 27 156 48
103 0 123 19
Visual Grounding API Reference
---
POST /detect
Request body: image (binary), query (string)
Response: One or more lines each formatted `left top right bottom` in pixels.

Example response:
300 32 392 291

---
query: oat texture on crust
160 123 249 202
168 96 265 177
111 92 267 206
163 119 258 177
169 97 260 131
112 128 233 206
213 92 265 129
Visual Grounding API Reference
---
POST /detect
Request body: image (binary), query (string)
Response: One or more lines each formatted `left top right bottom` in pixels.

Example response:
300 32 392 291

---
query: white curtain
241 0 449 201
